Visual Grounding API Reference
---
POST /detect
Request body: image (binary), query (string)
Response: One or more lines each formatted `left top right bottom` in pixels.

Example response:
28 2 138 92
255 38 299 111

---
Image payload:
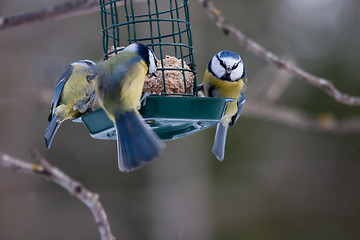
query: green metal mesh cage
99 0 197 95
75 0 233 141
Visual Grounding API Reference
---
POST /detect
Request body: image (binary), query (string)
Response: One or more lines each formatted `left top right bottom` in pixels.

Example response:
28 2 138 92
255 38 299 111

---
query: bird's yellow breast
57 65 94 120
203 70 245 124
62 66 91 103
117 59 148 112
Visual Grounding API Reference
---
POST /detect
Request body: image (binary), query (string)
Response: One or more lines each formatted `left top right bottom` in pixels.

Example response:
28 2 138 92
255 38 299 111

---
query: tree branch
243 102 360 134
197 0 360 106
0 0 145 32
0 0 99 32
0 150 115 240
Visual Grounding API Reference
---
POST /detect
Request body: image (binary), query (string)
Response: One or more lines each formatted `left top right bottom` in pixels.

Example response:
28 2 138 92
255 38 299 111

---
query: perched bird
201 51 246 161
45 60 97 149
95 43 164 172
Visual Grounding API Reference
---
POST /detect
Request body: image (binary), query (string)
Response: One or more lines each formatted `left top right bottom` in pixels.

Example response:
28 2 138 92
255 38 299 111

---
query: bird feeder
75 0 233 141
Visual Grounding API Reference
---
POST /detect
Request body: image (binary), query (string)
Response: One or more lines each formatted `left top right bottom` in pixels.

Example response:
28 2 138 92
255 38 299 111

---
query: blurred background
1 0 360 239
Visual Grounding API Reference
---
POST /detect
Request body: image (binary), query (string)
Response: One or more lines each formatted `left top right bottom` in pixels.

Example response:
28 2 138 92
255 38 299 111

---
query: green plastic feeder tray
74 96 234 141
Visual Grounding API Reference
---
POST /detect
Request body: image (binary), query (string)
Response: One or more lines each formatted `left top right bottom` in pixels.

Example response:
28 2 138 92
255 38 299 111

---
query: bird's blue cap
218 51 241 60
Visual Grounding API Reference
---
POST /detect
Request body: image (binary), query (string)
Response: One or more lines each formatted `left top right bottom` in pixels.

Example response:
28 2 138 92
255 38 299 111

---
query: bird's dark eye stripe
232 61 241 70
216 55 227 69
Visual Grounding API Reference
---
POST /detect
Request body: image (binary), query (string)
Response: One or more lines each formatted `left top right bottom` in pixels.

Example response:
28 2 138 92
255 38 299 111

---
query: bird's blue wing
48 64 74 121
229 89 246 127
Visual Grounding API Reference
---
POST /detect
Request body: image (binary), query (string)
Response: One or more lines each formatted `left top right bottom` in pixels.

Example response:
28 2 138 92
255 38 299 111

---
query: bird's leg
197 83 204 92
197 84 205 97
140 92 151 108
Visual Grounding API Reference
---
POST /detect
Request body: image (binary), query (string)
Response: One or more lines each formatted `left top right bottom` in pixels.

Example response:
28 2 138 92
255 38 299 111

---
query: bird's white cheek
148 63 157 74
148 57 156 74
230 65 244 81
209 57 225 79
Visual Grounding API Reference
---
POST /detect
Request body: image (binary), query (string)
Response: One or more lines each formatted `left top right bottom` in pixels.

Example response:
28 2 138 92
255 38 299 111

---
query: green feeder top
99 0 197 95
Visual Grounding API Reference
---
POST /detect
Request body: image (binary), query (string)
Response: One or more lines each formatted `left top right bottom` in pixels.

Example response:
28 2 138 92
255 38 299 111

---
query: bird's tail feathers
212 122 229 161
115 110 164 172
44 115 61 149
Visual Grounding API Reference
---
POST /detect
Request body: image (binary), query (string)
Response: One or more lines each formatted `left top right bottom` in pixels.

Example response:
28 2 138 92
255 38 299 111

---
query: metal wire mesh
99 0 197 95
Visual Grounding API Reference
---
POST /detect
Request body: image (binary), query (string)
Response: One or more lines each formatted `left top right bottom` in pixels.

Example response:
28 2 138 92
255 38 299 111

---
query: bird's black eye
86 72 97 82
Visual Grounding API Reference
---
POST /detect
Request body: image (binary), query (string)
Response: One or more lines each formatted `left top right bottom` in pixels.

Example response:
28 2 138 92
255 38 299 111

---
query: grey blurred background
1 0 360 239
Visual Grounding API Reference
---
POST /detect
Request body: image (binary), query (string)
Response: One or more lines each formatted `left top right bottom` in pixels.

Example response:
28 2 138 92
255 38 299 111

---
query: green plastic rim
74 96 234 141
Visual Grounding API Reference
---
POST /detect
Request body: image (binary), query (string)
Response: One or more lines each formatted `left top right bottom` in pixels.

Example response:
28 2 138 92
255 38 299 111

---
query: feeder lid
73 96 234 141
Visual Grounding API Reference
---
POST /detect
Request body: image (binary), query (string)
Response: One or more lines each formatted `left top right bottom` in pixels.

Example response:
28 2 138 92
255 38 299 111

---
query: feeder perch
75 0 234 141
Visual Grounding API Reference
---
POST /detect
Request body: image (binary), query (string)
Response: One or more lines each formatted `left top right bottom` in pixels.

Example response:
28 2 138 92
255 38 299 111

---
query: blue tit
45 60 97 149
202 51 246 161
95 43 164 172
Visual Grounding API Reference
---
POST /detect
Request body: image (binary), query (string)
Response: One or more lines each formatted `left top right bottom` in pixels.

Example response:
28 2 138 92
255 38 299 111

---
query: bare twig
0 150 115 240
243 102 360 134
260 70 293 104
0 0 145 32
0 0 99 32
197 0 360 106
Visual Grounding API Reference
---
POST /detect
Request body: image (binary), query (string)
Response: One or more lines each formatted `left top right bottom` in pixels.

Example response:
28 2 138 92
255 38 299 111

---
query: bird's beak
226 67 232 74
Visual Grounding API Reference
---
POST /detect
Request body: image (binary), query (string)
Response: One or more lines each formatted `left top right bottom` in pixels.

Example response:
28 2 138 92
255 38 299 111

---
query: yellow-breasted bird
95 43 164 172
199 51 246 161
45 60 97 149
